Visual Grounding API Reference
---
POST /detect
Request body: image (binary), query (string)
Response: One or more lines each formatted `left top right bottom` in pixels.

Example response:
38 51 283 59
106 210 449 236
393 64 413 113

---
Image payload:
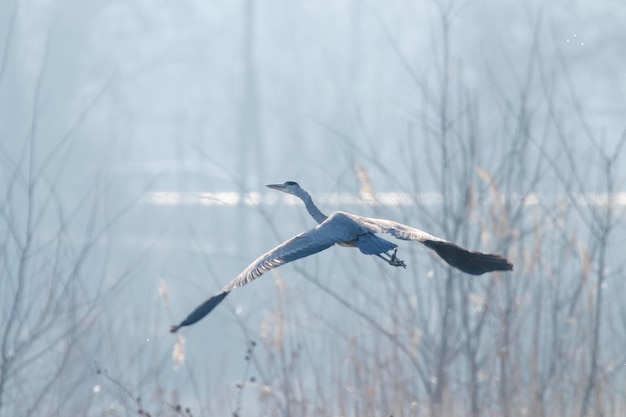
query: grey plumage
170 181 513 333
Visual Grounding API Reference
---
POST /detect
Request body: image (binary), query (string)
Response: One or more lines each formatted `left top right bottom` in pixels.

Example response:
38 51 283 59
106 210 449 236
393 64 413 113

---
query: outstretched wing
419 239 513 275
220 226 339 293
170 214 356 333
354 214 513 275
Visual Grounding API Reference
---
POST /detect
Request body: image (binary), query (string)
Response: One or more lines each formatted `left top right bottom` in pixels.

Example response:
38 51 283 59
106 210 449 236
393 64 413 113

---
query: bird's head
266 181 302 196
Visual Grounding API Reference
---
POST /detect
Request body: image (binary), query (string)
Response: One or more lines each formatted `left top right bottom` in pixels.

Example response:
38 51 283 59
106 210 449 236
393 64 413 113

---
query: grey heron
170 181 513 333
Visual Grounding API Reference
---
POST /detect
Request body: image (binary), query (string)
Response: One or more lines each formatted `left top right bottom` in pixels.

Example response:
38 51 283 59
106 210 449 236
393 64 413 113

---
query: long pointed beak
266 183 285 191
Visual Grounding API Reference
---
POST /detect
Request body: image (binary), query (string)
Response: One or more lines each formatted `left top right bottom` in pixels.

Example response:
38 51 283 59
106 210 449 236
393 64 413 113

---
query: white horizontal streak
139 192 626 207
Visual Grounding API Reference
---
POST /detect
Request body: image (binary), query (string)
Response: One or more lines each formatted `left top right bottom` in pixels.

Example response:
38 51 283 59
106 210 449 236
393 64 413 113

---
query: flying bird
170 181 512 333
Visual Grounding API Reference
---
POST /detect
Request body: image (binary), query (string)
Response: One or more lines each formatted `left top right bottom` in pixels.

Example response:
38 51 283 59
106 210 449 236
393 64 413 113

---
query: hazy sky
2 0 624 193
1 1 625 415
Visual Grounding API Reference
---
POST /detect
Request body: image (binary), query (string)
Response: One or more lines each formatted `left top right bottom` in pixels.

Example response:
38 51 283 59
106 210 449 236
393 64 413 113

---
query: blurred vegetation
1 0 624 416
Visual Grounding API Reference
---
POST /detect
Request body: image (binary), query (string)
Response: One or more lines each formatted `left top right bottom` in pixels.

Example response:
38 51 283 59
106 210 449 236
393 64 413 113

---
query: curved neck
296 188 328 224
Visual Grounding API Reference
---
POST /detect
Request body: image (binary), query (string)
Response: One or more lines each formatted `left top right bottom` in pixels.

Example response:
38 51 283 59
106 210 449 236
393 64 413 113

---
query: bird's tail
170 291 229 333
423 240 513 275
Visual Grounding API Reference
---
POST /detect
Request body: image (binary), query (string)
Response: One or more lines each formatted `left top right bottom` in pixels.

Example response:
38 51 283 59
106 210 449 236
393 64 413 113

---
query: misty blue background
1 0 625 415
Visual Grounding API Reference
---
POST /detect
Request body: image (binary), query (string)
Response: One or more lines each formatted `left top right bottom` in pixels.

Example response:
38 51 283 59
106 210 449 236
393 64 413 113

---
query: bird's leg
389 248 407 268
376 248 407 268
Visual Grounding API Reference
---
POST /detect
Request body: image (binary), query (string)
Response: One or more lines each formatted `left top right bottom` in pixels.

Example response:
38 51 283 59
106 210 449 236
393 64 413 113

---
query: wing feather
221 228 336 293
170 214 356 332
350 213 513 275
346 214 441 242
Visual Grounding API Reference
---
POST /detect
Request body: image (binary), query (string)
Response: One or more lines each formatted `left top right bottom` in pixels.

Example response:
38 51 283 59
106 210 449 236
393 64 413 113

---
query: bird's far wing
354 215 442 243
171 216 352 333
355 215 513 275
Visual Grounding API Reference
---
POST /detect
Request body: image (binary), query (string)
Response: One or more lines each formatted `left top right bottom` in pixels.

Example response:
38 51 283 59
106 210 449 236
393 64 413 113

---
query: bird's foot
388 248 407 268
